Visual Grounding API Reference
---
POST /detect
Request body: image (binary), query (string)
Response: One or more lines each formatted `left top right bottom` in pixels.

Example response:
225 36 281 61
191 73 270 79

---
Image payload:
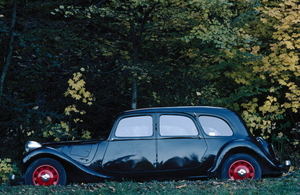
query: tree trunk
131 46 138 109
131 37 138 110
0 0 17 104
130 10 138 110
129 3 158 110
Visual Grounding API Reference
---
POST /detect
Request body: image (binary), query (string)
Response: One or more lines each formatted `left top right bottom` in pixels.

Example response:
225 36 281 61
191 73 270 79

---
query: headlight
25 141 42 152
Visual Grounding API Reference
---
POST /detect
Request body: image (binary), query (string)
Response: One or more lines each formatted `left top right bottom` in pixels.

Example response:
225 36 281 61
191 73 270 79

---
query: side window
199 116 233 136
115 116 153 137
160 115 198 136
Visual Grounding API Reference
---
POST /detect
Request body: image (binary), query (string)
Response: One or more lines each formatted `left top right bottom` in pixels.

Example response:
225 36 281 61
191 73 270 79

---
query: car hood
41 139 105 149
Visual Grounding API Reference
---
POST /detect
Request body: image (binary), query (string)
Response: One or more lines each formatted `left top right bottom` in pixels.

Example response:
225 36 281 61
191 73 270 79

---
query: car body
16 106 290 185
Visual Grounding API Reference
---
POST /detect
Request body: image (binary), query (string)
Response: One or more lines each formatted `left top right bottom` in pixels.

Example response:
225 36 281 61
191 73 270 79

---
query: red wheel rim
32 165 60 186
228 160 255 179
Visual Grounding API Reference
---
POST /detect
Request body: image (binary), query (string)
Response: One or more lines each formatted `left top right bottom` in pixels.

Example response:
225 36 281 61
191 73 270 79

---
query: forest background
0 0 299 182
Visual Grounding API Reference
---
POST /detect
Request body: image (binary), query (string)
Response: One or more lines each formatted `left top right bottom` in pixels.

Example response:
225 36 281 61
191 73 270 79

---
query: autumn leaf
176 184 187 189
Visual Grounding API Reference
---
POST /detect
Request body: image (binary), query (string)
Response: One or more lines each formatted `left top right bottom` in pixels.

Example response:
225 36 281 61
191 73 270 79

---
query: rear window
199 116 233 136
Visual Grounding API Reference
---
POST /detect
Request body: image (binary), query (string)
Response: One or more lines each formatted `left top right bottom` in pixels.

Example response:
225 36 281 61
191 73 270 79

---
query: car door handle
79 158 88 161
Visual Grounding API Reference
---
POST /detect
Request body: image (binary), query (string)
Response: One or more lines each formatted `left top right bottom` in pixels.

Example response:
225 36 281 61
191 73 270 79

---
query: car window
115 116 153 137
160 115 198 136
199 116 233 136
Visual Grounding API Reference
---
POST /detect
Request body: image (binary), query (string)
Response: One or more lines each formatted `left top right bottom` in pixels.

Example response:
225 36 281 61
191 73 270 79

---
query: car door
156 114 208 176
102 115 156 173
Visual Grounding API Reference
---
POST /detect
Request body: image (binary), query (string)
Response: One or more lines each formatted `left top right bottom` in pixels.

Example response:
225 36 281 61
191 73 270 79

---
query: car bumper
274 160 292 176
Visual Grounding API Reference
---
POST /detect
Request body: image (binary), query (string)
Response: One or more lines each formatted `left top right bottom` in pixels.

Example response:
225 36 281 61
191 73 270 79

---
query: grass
0 171 299 195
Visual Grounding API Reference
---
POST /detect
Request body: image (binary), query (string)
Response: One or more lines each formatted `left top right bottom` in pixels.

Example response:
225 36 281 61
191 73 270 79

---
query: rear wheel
25 158 67 186
221 153 262 180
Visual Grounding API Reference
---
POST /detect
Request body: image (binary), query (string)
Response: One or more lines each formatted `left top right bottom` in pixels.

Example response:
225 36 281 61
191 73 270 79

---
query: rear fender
208 140 277 174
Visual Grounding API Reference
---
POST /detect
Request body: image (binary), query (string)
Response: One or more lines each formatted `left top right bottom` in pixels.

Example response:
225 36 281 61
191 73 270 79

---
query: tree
253 0 300 140
0 0 17 103
258 0 300 113
52 0 260 109
219 0 300 142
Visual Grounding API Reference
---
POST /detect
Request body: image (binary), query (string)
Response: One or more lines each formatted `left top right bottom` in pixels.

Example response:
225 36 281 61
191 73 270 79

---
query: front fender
23 147 114 181
208 140 277 174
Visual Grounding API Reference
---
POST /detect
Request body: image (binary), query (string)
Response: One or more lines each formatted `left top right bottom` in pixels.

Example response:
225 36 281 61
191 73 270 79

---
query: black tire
221 153 262 180
25 158 67 186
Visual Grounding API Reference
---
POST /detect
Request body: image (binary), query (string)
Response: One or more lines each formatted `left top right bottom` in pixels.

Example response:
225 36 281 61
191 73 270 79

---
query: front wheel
25 158 67 186
221 153 262 180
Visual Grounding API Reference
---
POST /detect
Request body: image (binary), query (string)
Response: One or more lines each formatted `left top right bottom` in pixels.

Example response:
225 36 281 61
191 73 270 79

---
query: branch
138 2 159 41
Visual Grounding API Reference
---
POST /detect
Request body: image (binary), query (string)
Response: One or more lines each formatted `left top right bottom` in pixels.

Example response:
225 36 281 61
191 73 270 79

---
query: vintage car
15 106 291 185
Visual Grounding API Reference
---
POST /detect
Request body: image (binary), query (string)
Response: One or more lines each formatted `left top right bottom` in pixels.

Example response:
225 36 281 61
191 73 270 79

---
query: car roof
123 106 232 115
121 106 251 137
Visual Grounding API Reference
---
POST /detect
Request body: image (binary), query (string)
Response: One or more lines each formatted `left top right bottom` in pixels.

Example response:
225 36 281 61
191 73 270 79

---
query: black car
15 106 290 185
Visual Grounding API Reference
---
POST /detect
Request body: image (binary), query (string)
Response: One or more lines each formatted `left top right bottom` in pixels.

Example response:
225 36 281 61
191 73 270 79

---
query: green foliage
272 132 290 161
212 0 300 141
64 70 94 136
291 122 300 149
42 121 74 142
0 173 300 194
41 71 94 141
1 0 300 165
0 158 13 184
183 0 257 49
257 0 300 112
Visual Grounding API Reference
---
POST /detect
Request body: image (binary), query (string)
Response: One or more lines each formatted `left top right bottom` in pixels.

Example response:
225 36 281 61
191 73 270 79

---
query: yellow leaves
42 121 77 142
255 1 300 116
292 33 300 38
277 132 283 139
67 72 85 91
65 71 95 105
27 130 35 136
120 50 131 60
240 96 286 138
269 87 276 93
73 118 83 123
186 49 199 58
260 18 268 24
241 109 273 139
63 70 95 139
267 96 277 102
278 52 299 67
65 104 80 115
184 4 255 48
284 41 294 49
274 24 290 31
225 70 252 85
0 158 13 184
269 43 278 52
224 49 235 58
230 0 300 140
251 46 260 55
68 78 86 91
258 96 283 115
241 98 259 114
82 131 91 139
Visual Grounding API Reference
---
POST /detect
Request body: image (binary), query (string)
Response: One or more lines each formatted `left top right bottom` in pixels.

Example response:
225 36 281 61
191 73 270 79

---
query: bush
0 158 14 184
